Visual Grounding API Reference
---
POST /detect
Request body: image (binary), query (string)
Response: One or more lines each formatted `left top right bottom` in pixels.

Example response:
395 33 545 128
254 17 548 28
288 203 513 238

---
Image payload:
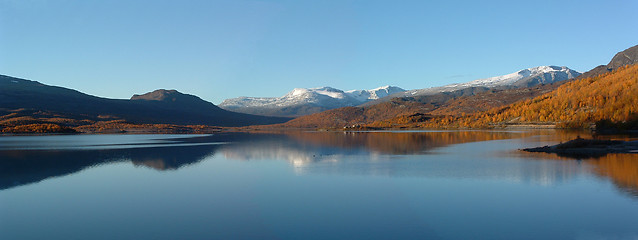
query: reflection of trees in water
526 152 638 198
222 131 589 183
4 131 636 200
222 130 595 161
285 131 529 154
221 131 528 165
589 154 638 197
0 144 221 190
520 131 638 197
226 131 638 199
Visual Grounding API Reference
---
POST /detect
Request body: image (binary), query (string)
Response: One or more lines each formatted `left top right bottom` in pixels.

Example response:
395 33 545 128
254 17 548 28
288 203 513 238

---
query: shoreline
522 137 638 158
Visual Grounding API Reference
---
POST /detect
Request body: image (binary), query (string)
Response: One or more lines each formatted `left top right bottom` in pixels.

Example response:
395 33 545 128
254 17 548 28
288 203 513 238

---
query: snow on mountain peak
437 66 578 91
220 85 406 110
345 86 406 102
312 87 347 99
398 66 581 98
289 88 308 96
371 85 391 91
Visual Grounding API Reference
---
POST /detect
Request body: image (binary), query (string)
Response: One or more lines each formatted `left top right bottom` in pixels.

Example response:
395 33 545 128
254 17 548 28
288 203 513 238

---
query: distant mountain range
3 44 636 132
413 59 638 129
219 86 405 117
364 66 580 106
221 66 580 118
0 76 290 127
273 43 638 129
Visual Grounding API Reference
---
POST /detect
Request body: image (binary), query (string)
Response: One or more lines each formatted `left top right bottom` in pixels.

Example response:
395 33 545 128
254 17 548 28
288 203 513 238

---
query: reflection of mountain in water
221 131 638 198
286 131 525 154
222 131 559 178
223 131 532 162
221 130 582 165
223 142 332 167
4 131 636 199
0 144 221 190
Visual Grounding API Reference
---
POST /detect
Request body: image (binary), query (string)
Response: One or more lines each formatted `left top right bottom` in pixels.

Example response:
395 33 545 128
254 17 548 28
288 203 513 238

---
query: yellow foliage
421 64 638 129
1 123 77 133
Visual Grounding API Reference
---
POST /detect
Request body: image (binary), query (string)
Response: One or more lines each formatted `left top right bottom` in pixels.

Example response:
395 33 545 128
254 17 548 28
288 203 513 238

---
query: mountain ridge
576 45 638 79
220 85 405 117
411 63 638 129
0 75 290 128
262 64 596 129
364 65 580 107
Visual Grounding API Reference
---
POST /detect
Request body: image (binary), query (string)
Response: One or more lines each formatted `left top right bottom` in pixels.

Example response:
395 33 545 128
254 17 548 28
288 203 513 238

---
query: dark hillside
0 75 290 127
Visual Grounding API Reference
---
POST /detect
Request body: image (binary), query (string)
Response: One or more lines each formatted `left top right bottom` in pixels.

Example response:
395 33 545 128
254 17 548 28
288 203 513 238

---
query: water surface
1 131 637 239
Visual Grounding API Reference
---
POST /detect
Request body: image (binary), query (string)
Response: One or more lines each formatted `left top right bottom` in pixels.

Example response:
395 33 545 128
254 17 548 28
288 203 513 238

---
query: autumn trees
374 64 638 129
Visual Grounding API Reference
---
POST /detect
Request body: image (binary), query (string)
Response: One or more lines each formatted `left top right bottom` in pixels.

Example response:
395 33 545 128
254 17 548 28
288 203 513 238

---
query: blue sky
1 0 637 104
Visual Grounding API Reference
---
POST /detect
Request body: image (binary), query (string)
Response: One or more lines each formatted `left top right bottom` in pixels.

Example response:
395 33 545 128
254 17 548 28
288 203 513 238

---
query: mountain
366 66 579 106
415 63 638 129
443 65 579 88
576 44 638 79
365 45 638 129
344 86 407 102
272 66 580 129
130 89 228 114
219 86 405 117
0 75 290 128
427 46 638 116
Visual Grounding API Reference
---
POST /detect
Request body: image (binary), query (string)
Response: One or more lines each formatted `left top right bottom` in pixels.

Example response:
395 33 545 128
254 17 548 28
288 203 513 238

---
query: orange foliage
2 123 77 133
271 99 433 129
419 64 638 129
590 154 638 194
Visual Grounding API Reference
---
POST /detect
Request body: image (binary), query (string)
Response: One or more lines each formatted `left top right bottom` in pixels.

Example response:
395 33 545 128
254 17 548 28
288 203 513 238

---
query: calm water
1 131 637 240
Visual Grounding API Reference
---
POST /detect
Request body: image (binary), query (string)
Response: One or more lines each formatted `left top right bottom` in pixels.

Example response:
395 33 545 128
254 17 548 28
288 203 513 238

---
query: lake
1 130 637 240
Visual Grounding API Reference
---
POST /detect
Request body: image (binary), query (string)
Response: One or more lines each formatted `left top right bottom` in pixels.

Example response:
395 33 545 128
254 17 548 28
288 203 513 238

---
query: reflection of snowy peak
219 86 405 117
402 66 580 97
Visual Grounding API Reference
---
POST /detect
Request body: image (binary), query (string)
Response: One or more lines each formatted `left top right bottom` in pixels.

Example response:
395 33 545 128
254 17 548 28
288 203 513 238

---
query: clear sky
1 0 637 104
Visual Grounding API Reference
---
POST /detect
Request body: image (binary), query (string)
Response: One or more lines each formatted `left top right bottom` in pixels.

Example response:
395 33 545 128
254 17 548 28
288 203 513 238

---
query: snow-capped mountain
345 86 406 102
221 66 578 117
401 66 580 97
220 86 405 117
